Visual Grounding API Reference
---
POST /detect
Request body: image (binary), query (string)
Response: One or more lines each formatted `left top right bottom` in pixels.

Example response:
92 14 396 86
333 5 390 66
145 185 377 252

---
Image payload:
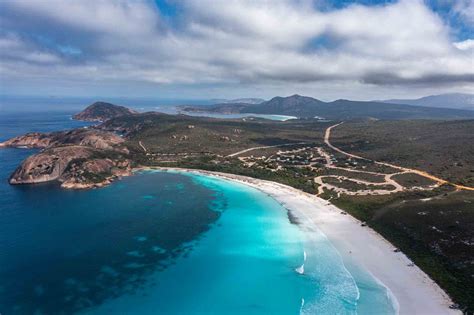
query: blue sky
0 0 472 101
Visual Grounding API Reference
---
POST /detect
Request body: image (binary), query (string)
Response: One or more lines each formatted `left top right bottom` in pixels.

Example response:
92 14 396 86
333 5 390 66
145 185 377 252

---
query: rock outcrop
9 146 94 184
8 146 132 189
0 129 127 152
4 102 141 189
60 158 132 189
0 132 56 148
3 128 131 189
73 102 137 122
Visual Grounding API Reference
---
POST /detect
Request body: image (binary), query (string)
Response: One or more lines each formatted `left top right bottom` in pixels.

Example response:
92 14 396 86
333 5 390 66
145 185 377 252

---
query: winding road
227 142 307 157
138 141 147 153
314 146 409 196
324 123 474 192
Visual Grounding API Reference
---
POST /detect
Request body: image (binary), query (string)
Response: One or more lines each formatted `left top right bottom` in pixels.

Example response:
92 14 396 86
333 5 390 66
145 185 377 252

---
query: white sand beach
155 167 460 315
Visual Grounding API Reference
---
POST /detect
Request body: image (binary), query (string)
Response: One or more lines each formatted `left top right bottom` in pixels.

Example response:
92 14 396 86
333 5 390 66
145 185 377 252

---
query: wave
295 250 307 274
291 208 361 314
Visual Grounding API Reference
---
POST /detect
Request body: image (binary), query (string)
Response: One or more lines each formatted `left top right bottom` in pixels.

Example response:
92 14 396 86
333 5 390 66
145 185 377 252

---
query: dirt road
325 123 474 192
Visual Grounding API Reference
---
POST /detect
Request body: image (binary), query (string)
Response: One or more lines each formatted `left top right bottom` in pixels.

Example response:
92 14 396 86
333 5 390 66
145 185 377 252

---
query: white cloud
0 0 473 98
453 0 474 26
0 33 61 64
3 0 159 36
454 39 474 50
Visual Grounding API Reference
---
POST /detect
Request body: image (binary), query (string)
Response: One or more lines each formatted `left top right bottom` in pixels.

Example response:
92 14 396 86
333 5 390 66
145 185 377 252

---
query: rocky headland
2 103 135 189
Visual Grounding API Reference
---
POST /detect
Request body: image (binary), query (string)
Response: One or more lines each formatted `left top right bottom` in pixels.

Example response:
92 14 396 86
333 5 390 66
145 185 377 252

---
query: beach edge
139 167 460 315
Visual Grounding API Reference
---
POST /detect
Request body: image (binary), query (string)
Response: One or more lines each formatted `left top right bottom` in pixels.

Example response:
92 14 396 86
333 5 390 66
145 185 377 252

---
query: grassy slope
331 120 474 186
102 113 328 156
330 189 474 313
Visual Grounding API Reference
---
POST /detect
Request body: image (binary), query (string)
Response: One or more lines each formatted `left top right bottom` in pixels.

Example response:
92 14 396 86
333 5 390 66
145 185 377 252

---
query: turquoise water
0 109 396 314
86 171 364 314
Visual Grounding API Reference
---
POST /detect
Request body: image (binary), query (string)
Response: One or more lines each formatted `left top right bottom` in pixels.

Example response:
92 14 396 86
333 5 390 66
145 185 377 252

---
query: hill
73 101 137 122
381 93 474 111
183 94 474 120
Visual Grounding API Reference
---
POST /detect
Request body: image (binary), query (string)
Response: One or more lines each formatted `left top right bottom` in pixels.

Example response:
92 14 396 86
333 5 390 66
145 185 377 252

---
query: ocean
0 99 396 314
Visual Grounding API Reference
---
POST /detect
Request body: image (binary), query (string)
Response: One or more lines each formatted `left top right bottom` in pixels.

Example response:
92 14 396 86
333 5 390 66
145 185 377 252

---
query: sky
0 0 473 101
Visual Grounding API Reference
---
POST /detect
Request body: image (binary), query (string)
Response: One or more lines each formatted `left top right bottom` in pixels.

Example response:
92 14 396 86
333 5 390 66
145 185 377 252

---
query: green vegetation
330 187 474 312
158 155 318 194
316 167 386 183
322 176 395 192
73 101 137 121
183 94 474 120
331 120 474 186
80 169 111 183
391 172 437 188
103 112 327 157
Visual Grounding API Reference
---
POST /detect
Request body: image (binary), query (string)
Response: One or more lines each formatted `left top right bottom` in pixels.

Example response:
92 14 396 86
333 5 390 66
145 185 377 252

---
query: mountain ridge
183 94 474 120
380 93 474 111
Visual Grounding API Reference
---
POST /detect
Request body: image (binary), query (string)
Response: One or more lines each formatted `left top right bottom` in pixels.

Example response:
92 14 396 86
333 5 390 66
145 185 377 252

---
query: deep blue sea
0 99 396 314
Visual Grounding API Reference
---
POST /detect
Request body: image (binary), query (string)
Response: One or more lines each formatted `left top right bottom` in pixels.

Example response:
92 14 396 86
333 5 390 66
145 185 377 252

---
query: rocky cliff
60 158 132 189
4 128 132 189
0 132 56 148
1 129 128 151
9 146 94 184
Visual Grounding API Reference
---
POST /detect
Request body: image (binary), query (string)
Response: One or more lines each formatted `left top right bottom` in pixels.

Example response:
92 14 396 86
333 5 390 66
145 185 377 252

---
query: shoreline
142 167 460 315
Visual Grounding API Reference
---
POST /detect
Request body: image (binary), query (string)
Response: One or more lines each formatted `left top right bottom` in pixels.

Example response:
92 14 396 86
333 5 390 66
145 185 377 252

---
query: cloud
0 33 61 64
2 0 159 36
452 0 474 26
0 0 473 98
454 38 474 50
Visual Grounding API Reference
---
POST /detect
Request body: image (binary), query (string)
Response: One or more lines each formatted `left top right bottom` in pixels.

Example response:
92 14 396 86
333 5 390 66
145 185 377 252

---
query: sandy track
325 123 474 192
314 146 409 196
227 142 306 157
138 140 147 153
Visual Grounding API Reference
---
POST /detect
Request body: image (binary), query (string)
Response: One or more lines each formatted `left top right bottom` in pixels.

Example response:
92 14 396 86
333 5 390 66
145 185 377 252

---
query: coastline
140 167 460 315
